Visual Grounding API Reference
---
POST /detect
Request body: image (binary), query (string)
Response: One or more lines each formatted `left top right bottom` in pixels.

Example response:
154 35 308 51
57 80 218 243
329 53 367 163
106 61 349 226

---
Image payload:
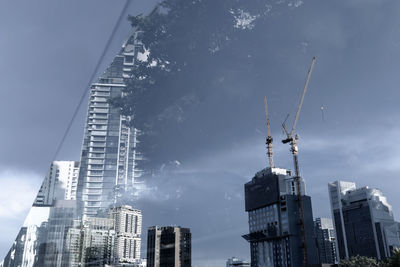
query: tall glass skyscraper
329 180 400 260
76 30 143 218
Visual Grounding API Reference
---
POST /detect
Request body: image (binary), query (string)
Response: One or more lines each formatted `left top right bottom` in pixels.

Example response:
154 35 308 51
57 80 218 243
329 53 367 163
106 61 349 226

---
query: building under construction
243 167 319 266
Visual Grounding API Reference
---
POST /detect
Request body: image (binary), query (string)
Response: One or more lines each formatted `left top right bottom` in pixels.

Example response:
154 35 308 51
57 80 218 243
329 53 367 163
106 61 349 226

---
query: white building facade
35 161 80 205
110 205 142 265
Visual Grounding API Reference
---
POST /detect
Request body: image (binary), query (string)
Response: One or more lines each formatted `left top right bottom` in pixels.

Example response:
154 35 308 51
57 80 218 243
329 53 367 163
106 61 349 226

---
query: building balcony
92 97 108 102
94 86 111 92
88 165 104 170
88 159 104 164
90 142 106 147
86 183 103 189
88 153 105 159
92 92 110 97
85 201 101 207
87 177 103 182
90 103 109 108
91 119 108 124
84 189 102 195
93 108 109 113
92 114 108 119
88 170 104 176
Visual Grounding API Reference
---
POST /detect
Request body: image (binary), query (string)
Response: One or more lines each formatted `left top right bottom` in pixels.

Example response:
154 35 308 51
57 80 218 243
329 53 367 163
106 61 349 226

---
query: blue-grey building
243 167 319 267
147 226 191 267
314 217 338 264
329 181 400 261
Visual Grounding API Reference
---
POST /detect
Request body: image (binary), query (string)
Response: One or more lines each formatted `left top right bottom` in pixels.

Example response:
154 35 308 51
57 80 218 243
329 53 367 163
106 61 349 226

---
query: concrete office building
314 217 338 264
35 161 80 205
226 257 250 267
329 181 400 260
110 205 142 265
147 226 191 267
242 167 319 267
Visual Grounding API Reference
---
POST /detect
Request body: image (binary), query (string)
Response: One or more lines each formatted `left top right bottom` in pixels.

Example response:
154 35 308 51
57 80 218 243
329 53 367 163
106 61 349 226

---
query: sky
2 0 400 266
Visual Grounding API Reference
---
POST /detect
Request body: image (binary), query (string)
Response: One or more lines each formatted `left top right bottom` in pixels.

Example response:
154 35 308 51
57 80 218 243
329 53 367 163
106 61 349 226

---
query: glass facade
329 181 400 260
76 32 143 218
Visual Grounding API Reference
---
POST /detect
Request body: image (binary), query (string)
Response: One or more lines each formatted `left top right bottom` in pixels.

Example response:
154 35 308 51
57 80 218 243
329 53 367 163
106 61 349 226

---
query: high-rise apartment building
64 217 116 266
35 161 80 205
242 167 319 267
226 257 250 267
314 217 338 264
147 226 191 267
329 180 400 260
109 205 142 265
76 31 143 217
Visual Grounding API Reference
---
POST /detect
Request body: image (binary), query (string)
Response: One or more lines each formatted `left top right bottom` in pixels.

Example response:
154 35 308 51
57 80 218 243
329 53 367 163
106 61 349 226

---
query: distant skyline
2 1 400 266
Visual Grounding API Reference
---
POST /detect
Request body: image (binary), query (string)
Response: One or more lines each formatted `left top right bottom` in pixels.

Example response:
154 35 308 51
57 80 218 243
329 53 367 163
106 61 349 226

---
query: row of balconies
87 177 103 182
90 141 106 147
90 125 107 131
82 195 102 201
89 148 105 154
91 108 109 113
91 91 110 97
91 113 108 119
88 164 104 170
88 170 103 176
93 86 111 92
85 183 103 189
89 119 108 125
90 130 107 136
83 189 102 195
91 135 106 141
90 102 109 108
91 96 108 102
88 153 105 159
85 201 101 207
88 159 104 164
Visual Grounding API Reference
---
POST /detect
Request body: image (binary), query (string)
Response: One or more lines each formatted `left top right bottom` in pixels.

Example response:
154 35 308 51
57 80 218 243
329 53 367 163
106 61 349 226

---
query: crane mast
264 96 274 168
282 56 316 267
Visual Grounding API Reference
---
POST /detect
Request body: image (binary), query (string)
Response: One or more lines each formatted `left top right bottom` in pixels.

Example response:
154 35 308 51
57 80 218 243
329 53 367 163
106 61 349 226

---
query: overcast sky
2 1 400 266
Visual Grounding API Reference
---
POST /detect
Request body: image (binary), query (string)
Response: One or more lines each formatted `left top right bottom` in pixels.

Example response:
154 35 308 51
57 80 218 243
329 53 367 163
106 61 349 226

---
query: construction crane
264 96 274 168
282 56 316 267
